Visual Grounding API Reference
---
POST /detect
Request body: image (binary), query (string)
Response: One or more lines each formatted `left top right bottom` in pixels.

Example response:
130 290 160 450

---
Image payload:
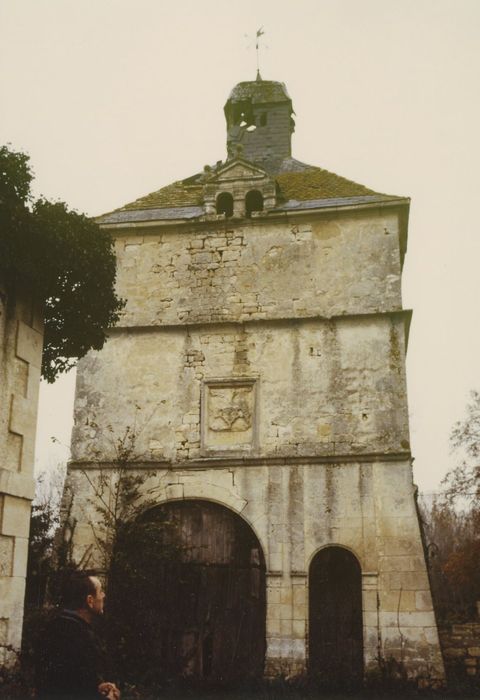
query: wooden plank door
308 546 363 687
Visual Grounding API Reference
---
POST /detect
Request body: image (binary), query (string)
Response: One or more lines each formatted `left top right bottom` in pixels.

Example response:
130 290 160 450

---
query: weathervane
245 27 267 80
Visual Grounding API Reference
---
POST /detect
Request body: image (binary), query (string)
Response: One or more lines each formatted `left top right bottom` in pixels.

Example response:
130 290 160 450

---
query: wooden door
116 500 266 684
308 547 363 687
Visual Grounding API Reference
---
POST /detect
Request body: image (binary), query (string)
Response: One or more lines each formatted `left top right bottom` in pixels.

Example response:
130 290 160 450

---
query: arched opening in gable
245 190 264 218
216 192 234 218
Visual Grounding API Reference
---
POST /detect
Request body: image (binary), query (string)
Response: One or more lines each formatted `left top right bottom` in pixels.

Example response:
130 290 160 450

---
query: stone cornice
107 308 413 336
68 450 412 471
99 197 410 233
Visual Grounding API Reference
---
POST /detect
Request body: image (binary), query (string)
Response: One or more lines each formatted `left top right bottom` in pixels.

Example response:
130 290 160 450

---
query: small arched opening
216 192 233 218
245 190 264 218
108 500 266 686
308 546 363 688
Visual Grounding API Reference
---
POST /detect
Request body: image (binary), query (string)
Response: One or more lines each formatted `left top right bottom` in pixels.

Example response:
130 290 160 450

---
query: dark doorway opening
245 190 264 218
308 546 363 688
216 192 233 218
108 500 266 687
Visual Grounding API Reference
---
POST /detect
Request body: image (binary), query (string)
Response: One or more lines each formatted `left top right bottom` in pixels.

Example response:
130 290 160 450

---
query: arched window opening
233 102 254 128
216 192 233 218
245 190 264 218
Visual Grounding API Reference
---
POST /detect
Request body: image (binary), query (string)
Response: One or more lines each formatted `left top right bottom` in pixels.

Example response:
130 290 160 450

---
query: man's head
61 572 105 617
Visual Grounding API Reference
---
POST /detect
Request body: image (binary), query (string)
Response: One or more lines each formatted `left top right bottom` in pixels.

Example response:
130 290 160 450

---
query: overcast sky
2 0 479 493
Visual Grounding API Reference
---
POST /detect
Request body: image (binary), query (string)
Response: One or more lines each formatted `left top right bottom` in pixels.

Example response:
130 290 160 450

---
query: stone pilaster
0 282 43 662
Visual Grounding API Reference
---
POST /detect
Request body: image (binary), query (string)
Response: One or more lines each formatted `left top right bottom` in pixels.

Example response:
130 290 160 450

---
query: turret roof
225 79 291 106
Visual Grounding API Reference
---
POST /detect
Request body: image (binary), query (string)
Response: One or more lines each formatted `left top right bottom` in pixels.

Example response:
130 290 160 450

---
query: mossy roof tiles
101 158 401 223
275 167 378 201
120 168 374 208
120 180 204 210
226 80 291 105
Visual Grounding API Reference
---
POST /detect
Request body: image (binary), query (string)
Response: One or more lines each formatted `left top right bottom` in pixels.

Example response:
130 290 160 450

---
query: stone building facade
0 283 43 660
64 77 445 683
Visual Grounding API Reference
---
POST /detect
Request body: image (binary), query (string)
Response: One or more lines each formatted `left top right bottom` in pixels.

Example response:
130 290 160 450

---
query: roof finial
255 27 265 80
244 27 266 80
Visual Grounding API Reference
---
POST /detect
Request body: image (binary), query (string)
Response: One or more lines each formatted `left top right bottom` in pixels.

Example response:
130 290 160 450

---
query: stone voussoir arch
139 482 268 558
306 541 364 573
307 542 364 686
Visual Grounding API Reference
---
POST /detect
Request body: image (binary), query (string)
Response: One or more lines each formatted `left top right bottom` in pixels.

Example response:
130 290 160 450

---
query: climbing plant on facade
0 144 124 382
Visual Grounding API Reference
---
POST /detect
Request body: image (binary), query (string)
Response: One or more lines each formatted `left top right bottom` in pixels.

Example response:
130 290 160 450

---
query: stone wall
0 283 43 661
71 314 409 463
439 622 480 684
112 209 403 328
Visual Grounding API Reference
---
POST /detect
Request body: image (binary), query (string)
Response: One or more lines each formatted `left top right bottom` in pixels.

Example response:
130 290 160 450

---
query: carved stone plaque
202 378 257 453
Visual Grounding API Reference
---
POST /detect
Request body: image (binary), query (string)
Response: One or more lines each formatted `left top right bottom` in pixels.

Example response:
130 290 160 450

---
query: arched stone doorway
108 500 266 685
308 546 363 687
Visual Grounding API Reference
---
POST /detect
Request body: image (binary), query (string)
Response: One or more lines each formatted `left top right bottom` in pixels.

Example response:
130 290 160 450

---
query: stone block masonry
0 283 42 662
114 210 403 328
439 622 480 683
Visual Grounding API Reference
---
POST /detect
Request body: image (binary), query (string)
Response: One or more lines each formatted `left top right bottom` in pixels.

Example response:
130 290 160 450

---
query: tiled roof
100 206 204 224
97 157 402 225
120 180 204 210
276 167 378 202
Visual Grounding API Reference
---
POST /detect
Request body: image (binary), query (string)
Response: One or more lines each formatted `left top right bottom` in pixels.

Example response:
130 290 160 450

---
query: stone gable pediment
209 159 268 184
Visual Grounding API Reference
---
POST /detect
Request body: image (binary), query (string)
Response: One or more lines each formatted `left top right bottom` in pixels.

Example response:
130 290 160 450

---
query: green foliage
0 144 124 382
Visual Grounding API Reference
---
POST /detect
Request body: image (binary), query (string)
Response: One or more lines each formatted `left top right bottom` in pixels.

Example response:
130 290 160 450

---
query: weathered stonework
0 282 42 662
439 622 480 683
63 77 445 684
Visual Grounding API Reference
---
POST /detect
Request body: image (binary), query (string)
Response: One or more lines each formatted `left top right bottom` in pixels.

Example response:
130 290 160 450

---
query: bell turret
224 76 294 172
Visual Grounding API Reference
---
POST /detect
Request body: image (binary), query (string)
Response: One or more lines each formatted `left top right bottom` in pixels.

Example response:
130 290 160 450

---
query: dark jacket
35 610 106 699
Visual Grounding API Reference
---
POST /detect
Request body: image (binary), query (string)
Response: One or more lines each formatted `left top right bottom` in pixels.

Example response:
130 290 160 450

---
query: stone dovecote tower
63 76 445 684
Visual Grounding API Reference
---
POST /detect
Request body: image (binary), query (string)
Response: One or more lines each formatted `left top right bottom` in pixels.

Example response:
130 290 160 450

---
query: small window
216 192 233 218
260 113 267 127
245 190 264 218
